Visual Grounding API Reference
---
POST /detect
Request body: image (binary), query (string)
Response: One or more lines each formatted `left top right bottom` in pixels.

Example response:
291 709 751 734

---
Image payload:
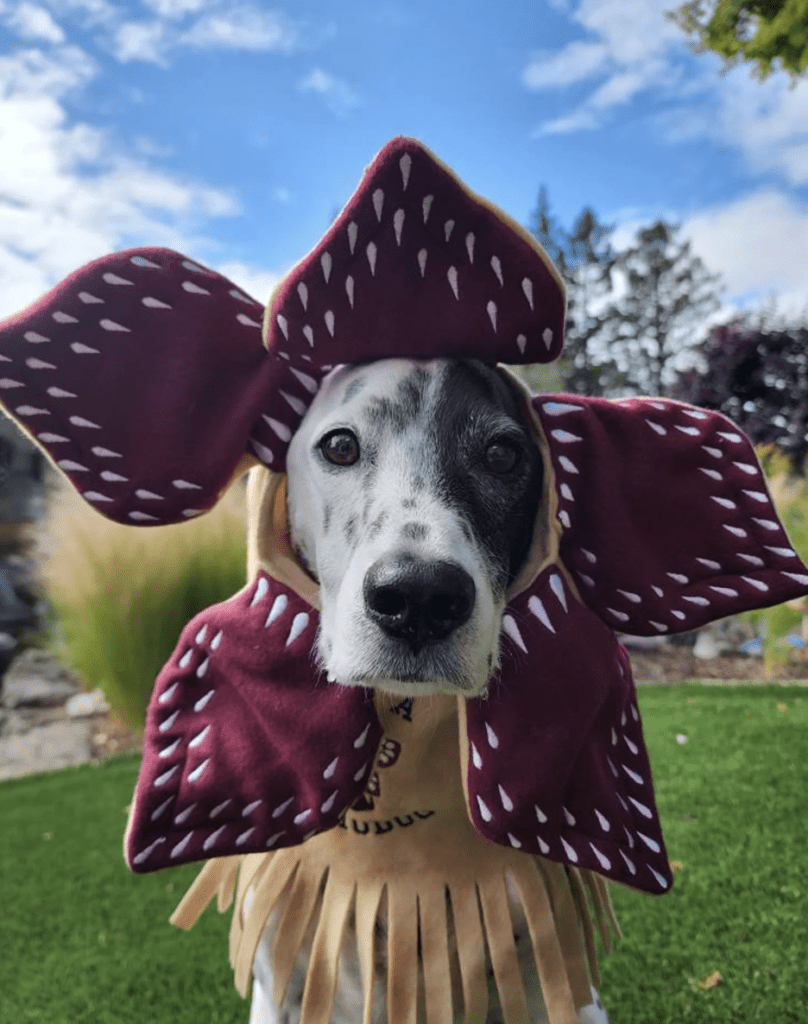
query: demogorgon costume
1 137 806 1024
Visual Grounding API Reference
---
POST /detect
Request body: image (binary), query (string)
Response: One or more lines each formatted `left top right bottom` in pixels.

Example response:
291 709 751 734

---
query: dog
245 356 611 1024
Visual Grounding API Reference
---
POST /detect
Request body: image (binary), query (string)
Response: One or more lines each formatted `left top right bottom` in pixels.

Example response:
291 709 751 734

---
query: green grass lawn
1 684 806 1023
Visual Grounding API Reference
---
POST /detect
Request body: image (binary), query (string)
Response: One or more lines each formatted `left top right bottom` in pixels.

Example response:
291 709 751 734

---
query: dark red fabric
126 572 382 873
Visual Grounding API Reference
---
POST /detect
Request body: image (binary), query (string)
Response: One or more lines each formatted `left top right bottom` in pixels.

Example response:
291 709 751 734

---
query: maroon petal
266 137 565 368
125 572 382 872
0 248 287 524
467 568 672 894
537 395 808 634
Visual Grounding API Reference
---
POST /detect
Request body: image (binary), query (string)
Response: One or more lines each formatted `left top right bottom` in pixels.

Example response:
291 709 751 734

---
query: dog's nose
363 556 475 652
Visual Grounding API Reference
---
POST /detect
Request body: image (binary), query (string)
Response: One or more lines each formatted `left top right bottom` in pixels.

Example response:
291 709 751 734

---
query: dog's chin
335 673 489 699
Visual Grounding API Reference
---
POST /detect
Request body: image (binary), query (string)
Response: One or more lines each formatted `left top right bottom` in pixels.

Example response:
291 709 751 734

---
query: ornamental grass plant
37 474 248 729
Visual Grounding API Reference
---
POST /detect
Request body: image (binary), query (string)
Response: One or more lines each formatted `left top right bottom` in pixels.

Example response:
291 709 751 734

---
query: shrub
37 475 248 729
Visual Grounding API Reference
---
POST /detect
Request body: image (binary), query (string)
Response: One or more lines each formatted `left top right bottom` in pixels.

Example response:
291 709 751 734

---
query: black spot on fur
401 521 429 541
402 497 416 509
368 509 388 539
364 367 431 433
411 475 425 491
344 515 357 546
323 504 332 533
342 377 367 404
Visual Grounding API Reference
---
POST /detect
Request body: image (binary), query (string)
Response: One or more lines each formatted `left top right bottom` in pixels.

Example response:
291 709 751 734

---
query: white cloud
6 2 65 43
181 7 299 52
216 260 282 305
0 44 239 318
522 40 608 89
298 67 359 116
143 0 209 18
111 20 167 63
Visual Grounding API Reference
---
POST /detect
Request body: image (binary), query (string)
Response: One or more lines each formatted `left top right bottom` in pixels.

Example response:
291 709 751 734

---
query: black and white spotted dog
250 357 609 1024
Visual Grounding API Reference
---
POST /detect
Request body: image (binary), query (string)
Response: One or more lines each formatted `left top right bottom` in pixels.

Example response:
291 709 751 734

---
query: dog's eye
484 439 521 474
320 429 360 466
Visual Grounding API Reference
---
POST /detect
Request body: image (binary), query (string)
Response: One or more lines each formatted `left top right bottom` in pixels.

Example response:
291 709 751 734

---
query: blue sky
1 0 807 327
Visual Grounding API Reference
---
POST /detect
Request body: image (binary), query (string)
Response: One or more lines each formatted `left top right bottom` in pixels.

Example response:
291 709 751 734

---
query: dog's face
286 357 543 697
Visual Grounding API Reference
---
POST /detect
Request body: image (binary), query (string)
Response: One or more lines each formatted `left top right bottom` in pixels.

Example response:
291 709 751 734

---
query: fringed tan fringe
417 884 453 1024
387 882 420 1024
355 880 384 1024
169 856 240 930
300 873 357 1024
477 872 529 1022
270 857 326 1003
541 863 596 1012
447 880 488 1024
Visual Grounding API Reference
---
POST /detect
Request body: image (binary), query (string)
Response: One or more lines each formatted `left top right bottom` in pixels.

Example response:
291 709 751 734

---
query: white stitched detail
250 576 269 607
204 826 227 851
560 837 578 863
628 796 653 819
323 757 339 779
476 796 492 822
485 722 499 749
188 759 209 782
265 594 288 627
589 843 611 871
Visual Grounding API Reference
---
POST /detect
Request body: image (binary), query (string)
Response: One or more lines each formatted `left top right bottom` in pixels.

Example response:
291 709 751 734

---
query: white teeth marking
742 576 769 592
209 799 231 818
508 833 522 848
709 585 739 597
0 380 23 389
323 757 339 780
549 573 568 611
353 761 368 782
182 280 210 295
129 511 159 522
738 553 764 567
618 589 641 603
52 311 78 323
237 313 261 328
734 462 758 475
710 496 736 509
189 725 210 748
372 188 384 221
620 850 637 875
290 367 318 393
102 272 133 286
671 610 686 620
354 723 371 748
543 333 553 355
193 689 214 712
490 255 503 286
563 806 576 826
667 572 689 584
264 416 292 442
550 429 583 443
156 708 177 733
742 489 768 502
766 546 797 558
345 276 354 308
486 300 497 331
528 595 555 633
99 319 129 332
195 624 208 644
502 614 527 653
422 195 433 222
324 310 335 337
783 572 808 585
537 835 550 854
444 219 454 241
637 831 660 852
158 682 178 704
347 221 358 253
285 612 309 647
154 765 178 787
272 797 294 818
683 409 709 419
393 208 405 245
718 431 742 442
179 648 193 668
465 232 475 263
682 595 710 606
230 289 256 304
589 843 612 871
142 296 171 309
675 425 700 436
498 785 513 811
235 827 255 847
321 251 332 283
607 756 618 777
521 278 534 310
485 722 499 749
543 401 584 416
211 630 222 650
581 548 597 564
133 838 165 865
702 445 722 458
71 342 99 354
204 826 227 851
151 797 172 821
558 510 571 528
182 260 206 273
266 831 285 848
753 518 779 531
265 593 288 627
559 455 579 474
535 805 548 824
560 837 578 863
70 416 102 429
611 728 618 746
276 314 289 340
320 790 339 813
297 282 308 311
622 763 644 785
624 735 639 755
26 358 56 369
628 796 653 819
607 607 629 623
471 743 482 769
188 759 209 783
399 152 411 187
251 576 269 607
699 467 722 481
293 809 311 825
724 524 748 538
595 809 611 832
366 242 377 276
280 391 307 416
303 325 314 347
697 557 721 570
648 866 669 888
92 446 122 457
196 657 209 678
646 419 667 436
447 266 459 299
476 795 492 822
159 738 180 758
417 248 427 277
242 800 263 818
623 824 634 845
650 402 666 410
57 459 89 471
84 492 111 503
24 331 50 344
516 334 526 354
78 293 103 304
136 489 163 500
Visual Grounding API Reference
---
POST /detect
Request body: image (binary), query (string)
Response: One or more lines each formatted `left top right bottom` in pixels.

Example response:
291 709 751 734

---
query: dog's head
285 357 544 697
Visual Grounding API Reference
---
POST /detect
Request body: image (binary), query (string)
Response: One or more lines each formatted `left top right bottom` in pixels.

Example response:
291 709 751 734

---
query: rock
693 631 722 660
65 688 110 718
0 719 93 781
1 648 80 708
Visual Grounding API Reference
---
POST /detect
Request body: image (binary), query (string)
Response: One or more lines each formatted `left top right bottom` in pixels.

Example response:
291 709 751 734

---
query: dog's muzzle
363 554 476 654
